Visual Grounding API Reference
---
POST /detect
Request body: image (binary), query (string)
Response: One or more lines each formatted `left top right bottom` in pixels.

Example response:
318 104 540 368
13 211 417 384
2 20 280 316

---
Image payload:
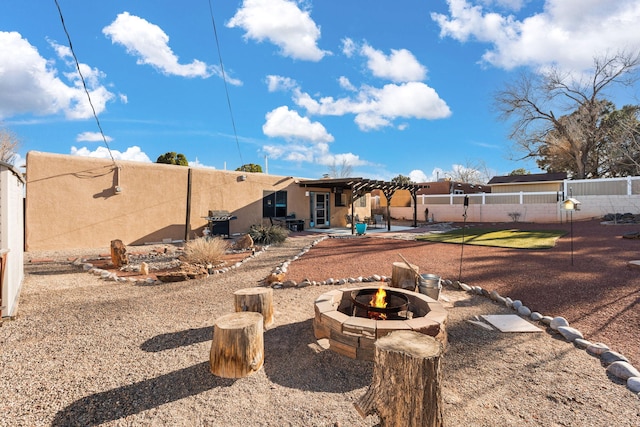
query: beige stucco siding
25 152 370 250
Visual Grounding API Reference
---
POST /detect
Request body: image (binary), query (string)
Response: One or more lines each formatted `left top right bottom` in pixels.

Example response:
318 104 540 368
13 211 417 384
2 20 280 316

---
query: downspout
185 168 192 241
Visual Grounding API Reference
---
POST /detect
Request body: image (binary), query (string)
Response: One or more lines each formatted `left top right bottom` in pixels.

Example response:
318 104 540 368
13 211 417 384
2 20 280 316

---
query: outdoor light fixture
561 191 581 265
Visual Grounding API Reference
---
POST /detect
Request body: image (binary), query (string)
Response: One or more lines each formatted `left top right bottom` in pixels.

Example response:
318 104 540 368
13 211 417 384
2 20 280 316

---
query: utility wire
208 0 244 166
54 0 116 165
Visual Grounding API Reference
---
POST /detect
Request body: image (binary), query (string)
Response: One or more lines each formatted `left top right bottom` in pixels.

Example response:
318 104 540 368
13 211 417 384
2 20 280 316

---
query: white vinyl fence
1 162 25 318
391 176 640 224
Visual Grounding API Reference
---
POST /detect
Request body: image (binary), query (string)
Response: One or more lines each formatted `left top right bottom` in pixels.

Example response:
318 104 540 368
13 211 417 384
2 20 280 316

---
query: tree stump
209 312 264 378
110 239 128 268
233 287 274 328
355 330 444 427
391 261 418 290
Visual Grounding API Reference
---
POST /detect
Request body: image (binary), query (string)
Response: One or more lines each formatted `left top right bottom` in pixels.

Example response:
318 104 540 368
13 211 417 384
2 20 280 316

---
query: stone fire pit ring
313 284 447 361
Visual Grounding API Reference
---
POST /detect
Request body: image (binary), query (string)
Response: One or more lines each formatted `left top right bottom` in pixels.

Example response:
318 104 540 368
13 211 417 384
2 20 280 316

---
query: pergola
299 177 429 233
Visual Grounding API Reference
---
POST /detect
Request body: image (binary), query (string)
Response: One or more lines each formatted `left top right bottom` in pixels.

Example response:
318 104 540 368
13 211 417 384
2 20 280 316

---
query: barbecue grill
206 210 237 238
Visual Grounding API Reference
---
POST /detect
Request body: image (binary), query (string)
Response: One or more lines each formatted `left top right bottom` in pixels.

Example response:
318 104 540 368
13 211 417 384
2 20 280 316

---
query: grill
206 210 237 238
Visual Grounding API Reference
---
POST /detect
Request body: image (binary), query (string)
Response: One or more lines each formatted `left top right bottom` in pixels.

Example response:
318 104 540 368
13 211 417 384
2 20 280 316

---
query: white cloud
361 43 428 82
71 145 152 162
409 169 428 182
341 37 356 57
266 75 298 92
294 81 451 131
432 0 640 71
76 132 113 142
227 0 329 61
103 12 239 83
189 157 216 169
262 106 334 143
338 76 356 91
0 31 116 120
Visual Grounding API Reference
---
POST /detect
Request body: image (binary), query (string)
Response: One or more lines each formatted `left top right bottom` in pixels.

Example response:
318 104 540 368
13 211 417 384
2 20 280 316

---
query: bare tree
0 127 20 164
327 158 353 178
495 51 640 179
448 160 492 184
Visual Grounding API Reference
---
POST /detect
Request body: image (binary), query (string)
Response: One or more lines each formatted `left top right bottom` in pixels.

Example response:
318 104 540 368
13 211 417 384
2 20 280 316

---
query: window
335 192 347 206
263 190 287 217
357 196 367 207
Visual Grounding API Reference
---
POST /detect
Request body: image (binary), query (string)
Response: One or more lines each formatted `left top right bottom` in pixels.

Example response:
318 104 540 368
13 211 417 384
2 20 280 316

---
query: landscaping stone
550 316 569 331
627 377 640 393
511 299 522 310
600 350 629 366
556 326 583 342
517 305 531 316
459 283 472 291
505 297 513 308
574 338 591 349
539 315 553 326
606 361 640 380
530 312 543 321
586 342 610 357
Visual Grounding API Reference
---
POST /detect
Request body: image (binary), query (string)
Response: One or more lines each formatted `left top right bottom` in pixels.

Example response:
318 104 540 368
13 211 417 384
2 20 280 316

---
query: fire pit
313 284 447 361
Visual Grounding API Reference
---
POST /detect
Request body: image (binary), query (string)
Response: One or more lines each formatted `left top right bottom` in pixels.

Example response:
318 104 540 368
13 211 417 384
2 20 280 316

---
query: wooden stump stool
233 287 274 328
391 261 419 290
209 312 264 378
355 330 444 427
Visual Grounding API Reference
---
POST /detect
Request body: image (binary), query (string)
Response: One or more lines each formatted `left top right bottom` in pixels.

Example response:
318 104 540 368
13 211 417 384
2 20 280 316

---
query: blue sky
2 0 640 182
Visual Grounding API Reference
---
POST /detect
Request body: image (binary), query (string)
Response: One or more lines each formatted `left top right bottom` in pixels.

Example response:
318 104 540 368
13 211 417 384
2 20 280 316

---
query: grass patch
416 228 567 249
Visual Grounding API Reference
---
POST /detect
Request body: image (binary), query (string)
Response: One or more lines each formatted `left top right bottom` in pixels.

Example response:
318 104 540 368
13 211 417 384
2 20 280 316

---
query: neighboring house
488 172 567 194
0 161 25 318
375 180 489 207
25 152 377 250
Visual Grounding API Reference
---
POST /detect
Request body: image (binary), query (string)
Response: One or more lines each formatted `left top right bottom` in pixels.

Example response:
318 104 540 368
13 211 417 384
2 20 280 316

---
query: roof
298 177 429 196
487 172 567 185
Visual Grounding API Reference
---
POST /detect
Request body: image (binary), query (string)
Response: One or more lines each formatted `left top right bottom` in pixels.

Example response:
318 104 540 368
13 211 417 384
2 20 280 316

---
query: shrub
183 237 228 265
248 223 289 245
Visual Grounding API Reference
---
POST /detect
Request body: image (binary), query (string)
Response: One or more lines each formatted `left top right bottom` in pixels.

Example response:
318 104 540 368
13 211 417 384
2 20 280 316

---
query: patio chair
374 214 384 228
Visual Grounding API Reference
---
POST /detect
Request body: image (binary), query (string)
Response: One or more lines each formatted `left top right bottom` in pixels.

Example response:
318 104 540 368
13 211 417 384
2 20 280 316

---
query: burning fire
368 287 388 319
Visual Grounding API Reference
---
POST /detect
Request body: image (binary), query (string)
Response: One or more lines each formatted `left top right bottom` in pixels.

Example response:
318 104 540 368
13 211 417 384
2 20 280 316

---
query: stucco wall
26 152 366 250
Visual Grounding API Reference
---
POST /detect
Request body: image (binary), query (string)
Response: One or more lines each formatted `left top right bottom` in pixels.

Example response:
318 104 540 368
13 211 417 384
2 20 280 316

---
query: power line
208 0 244 166
54 0 116 165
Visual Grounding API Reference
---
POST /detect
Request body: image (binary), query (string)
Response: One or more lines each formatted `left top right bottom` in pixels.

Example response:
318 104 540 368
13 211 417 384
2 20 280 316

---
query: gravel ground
2 224 639 426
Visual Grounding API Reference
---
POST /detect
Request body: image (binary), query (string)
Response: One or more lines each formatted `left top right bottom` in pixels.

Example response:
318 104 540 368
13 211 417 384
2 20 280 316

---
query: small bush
183 237 228 265
249 223 289 245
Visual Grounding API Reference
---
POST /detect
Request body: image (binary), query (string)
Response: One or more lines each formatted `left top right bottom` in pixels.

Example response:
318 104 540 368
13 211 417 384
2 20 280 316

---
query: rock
505 297 513 308
232 234 254 250
110 239 129 268
574 338 591 349
372 274 381 281
549 316 569 331
606 361 640 380
280 280 296 288
82 263 93 271
140 262 150 276
459 283 472 291
539 316 553 326
600 350 629 366
627 377 640 393
556 326 584 342
489 290 501 301
296 281 311 288
626 260 640 270
517 306 531 316
450 280 461 289
496 296 507 305
530 312 543 321
512 300 522 310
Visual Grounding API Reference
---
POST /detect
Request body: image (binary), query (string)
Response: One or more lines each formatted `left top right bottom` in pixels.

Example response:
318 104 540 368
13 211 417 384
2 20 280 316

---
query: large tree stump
210 312 264 378
391 261 418 290
355 330 444 427
233 287 274 328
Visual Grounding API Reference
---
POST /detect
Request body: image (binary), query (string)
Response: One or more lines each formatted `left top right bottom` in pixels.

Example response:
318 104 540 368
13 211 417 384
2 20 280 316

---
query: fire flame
370 287 388 309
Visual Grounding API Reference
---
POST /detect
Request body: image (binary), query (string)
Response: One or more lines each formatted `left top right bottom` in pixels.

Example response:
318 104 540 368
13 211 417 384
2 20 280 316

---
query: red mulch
286 219 640 367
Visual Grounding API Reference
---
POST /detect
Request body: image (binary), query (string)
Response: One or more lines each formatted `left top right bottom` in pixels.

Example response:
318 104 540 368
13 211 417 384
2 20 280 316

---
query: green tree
495 51 640 179
391 174 412 185
236 163 263 173
508 168 530 176
156 152 188 166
